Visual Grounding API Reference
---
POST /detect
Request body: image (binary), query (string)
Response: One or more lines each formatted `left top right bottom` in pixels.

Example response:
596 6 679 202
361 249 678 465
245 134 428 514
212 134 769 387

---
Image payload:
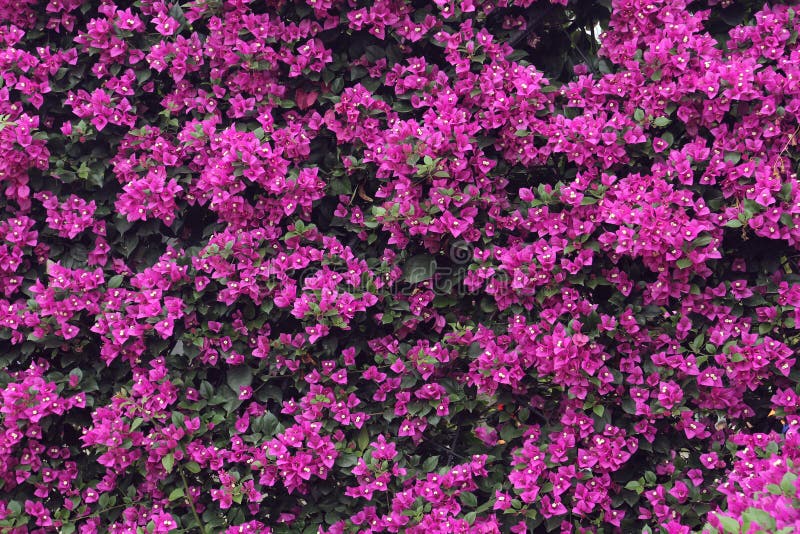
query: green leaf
477 136 496 148
403 254 437 284
621 398 636 414
130 417 144 432
459 492 478 508
653 116 671 127
500 423 524 442
252 412 280 437
185 461 201 474
336 453 359 468
716 514 741 534
162 453 175 473
724 151 741 164
226 366 253 392
168 3 187 26
624 480 643 494
742 198 761 214
741 508 775 531
422 455 439 472
168 488 185 501
170 340 184 356
780 180 794 199
7 500 21 515
690 333 705 352
356 428 370 451
676 258 693 269
70 244 88 263
780 471 797 494
171 411 185 428
364 45 385 61
692 234 714 247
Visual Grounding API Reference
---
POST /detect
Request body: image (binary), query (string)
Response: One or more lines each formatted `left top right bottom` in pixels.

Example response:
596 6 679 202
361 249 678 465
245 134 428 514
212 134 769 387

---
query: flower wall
1 0 800 532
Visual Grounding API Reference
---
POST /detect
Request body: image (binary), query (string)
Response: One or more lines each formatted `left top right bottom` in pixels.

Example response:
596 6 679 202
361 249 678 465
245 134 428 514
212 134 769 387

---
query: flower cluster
1 0 800 532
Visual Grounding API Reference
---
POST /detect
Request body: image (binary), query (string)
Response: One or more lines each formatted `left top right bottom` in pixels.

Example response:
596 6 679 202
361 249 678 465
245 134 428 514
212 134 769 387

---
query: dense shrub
1 0 800 532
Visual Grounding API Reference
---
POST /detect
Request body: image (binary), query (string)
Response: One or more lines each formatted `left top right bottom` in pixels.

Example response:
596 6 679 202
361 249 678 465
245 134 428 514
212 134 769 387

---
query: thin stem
422 435 469 462
69 501 142 523
180 469 207 534
447 426 461 465
772 123 800 179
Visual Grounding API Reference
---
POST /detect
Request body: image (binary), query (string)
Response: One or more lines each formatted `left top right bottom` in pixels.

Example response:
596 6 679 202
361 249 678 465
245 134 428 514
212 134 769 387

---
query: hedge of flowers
1 0 800 532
